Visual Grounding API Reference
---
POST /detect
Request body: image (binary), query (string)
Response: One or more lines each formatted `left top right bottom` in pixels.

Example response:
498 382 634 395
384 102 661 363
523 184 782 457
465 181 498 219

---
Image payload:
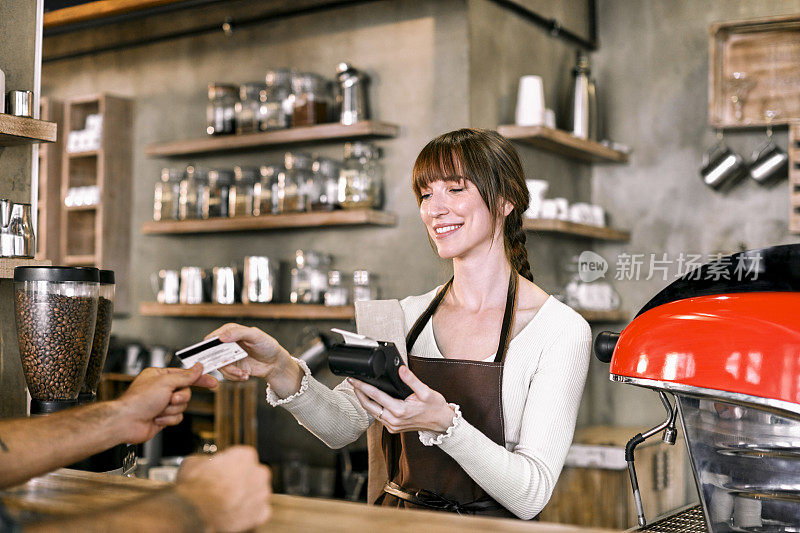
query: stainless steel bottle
567 52 598 140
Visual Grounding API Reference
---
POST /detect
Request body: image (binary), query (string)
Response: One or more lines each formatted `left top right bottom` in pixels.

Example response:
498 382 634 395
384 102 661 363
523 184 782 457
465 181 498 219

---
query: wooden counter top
1 469 618 532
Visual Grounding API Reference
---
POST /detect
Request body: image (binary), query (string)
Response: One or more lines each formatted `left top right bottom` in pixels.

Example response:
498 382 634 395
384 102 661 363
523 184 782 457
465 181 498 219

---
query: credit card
175 336 248 375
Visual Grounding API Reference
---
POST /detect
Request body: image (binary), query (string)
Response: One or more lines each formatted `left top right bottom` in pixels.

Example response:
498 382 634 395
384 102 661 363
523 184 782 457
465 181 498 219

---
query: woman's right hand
204 323 290 381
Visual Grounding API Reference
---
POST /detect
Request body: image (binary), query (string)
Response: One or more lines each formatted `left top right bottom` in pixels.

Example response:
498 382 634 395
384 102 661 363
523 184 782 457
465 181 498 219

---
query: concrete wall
589 0 800 426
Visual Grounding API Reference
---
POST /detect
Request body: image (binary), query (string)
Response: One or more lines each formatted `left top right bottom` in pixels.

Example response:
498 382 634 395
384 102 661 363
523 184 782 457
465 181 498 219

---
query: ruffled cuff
418 403 462 446
265 357 311 407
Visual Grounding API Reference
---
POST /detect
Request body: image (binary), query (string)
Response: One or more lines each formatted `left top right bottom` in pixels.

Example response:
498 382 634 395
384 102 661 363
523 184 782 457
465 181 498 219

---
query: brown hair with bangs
412 128 533 281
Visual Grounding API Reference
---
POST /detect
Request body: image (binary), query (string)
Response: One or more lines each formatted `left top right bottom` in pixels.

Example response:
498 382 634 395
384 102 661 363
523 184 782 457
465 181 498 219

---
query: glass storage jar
339 142 383 209
255 164 281 216
206 83 237 136
236 82 267 134
230 166 258 217
179 166 209 220
153 168 182 221
204 169 234 218
324 270 348 307
290 250 331 304
79 269 115 403
263 69 293 130
291 72 329 127
14 266 100 414
311 157 342 211
353 270 377 302
277 152 313 213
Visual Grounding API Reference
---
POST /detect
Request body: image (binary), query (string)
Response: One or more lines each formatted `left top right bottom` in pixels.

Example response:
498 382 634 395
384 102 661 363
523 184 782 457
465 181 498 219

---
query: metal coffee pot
336 63 370 126
0 200 35 257
749 127 788 185
700 134 747 190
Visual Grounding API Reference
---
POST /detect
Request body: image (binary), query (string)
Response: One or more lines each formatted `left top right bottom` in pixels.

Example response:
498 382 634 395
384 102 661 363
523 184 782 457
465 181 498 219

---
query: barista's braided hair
411 128 534 282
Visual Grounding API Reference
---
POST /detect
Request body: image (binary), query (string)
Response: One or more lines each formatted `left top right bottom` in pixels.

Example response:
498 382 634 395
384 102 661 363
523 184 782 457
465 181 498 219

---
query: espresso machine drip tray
631 505 707 532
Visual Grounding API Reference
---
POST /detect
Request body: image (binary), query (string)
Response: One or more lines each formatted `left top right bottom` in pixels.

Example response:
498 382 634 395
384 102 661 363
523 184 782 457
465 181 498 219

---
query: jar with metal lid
236 82 267 134
179 166 209 220
263 69 293 130
204 169 234 218
79 269 115 403
311 157 342 211
353 270 377 302
277 152 313 213
339 142 383 209
230 166 259 217
324 270 348 307
153 168 182 221
290 250 331 304
255 164 281 216
291 73 330 127
206 83 237 136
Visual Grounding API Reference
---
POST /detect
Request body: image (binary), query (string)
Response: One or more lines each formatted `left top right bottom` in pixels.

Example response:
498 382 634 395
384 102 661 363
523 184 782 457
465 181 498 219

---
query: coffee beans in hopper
15 291 98 401
81 296 114 395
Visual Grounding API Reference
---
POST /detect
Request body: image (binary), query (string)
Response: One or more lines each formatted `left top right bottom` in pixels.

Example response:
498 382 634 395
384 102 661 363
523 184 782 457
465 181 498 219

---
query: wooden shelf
576 309 628 323
0 114 57 146
64 204 98 212
139 302 355 320
142 209 396 235
0 258 51 278
524 218 630 241
63 254 97 266
497 125 628 163
145 121 399 157
67 150 99 158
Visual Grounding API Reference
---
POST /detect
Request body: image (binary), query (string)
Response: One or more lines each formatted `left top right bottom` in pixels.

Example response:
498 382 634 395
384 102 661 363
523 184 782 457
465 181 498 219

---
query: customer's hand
349 366 456 434
176 446 272 532
206 323 291 381
115 365 218 443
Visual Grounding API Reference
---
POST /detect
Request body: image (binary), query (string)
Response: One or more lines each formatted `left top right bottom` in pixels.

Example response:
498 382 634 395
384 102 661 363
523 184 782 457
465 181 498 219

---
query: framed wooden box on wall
709 15 800 129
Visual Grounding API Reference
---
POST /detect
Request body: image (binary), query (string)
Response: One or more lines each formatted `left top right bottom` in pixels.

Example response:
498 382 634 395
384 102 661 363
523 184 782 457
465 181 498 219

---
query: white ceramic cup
590 205 605 227
553 197 570 220
540 199 558 219
525 179 549 218
515 75 545 126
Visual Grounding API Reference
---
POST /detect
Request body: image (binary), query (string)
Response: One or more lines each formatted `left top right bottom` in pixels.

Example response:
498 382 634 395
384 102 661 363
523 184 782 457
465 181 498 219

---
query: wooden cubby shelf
576 309 628 323
524 219 630 241
142 209 396 235
0 114 57 146
145 121 400 158
497 125 628 163
139 302 355 320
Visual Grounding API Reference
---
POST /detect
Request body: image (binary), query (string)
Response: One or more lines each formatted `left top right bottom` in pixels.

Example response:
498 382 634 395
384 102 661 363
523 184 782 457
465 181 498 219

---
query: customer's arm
210 323 371 449
0 365 217 489
24 446 272 533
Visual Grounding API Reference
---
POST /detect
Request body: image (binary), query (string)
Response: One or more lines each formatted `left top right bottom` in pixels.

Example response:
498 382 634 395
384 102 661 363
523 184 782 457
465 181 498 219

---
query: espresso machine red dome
595 244 800 532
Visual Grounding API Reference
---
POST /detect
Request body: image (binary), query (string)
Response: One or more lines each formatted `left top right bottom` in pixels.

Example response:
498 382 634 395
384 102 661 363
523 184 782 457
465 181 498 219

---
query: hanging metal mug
749 127 788 185
700 133 747 190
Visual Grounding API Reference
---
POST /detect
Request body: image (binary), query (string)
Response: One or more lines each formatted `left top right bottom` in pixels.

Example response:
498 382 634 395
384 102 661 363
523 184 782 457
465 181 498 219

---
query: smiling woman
207 128 592 520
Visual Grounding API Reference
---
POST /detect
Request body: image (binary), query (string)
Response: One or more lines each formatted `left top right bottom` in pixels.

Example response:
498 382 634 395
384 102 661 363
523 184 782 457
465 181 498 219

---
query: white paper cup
515 75 545 126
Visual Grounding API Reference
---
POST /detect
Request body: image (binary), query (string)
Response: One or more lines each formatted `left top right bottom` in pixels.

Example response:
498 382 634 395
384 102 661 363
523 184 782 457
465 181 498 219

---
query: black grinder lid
99 269 115 285
14 266 100 283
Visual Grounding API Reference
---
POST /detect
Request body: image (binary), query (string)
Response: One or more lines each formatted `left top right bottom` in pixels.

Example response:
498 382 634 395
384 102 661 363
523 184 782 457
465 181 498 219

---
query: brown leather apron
378 271 518 518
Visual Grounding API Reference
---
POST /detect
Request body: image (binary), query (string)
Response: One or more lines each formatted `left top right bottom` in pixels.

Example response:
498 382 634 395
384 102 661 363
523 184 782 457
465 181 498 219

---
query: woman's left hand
348 366 456 434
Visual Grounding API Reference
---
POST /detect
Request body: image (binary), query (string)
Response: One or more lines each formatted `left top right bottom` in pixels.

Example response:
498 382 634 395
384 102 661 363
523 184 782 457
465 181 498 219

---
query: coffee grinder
14 266 133 474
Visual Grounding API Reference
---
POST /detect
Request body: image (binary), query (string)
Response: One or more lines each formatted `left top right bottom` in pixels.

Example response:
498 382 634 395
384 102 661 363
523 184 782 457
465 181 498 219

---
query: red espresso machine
595 244 800 532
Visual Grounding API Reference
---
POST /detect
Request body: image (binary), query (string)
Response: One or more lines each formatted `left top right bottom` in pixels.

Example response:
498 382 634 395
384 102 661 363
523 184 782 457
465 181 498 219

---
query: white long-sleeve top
268 289 591 520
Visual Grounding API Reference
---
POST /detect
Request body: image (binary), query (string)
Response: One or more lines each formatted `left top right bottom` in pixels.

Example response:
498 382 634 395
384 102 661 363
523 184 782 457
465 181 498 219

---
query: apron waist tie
383 481 502 515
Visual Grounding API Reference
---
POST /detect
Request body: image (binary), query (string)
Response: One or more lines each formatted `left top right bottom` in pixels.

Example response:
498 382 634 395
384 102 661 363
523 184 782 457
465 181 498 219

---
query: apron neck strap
405 271 518 363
